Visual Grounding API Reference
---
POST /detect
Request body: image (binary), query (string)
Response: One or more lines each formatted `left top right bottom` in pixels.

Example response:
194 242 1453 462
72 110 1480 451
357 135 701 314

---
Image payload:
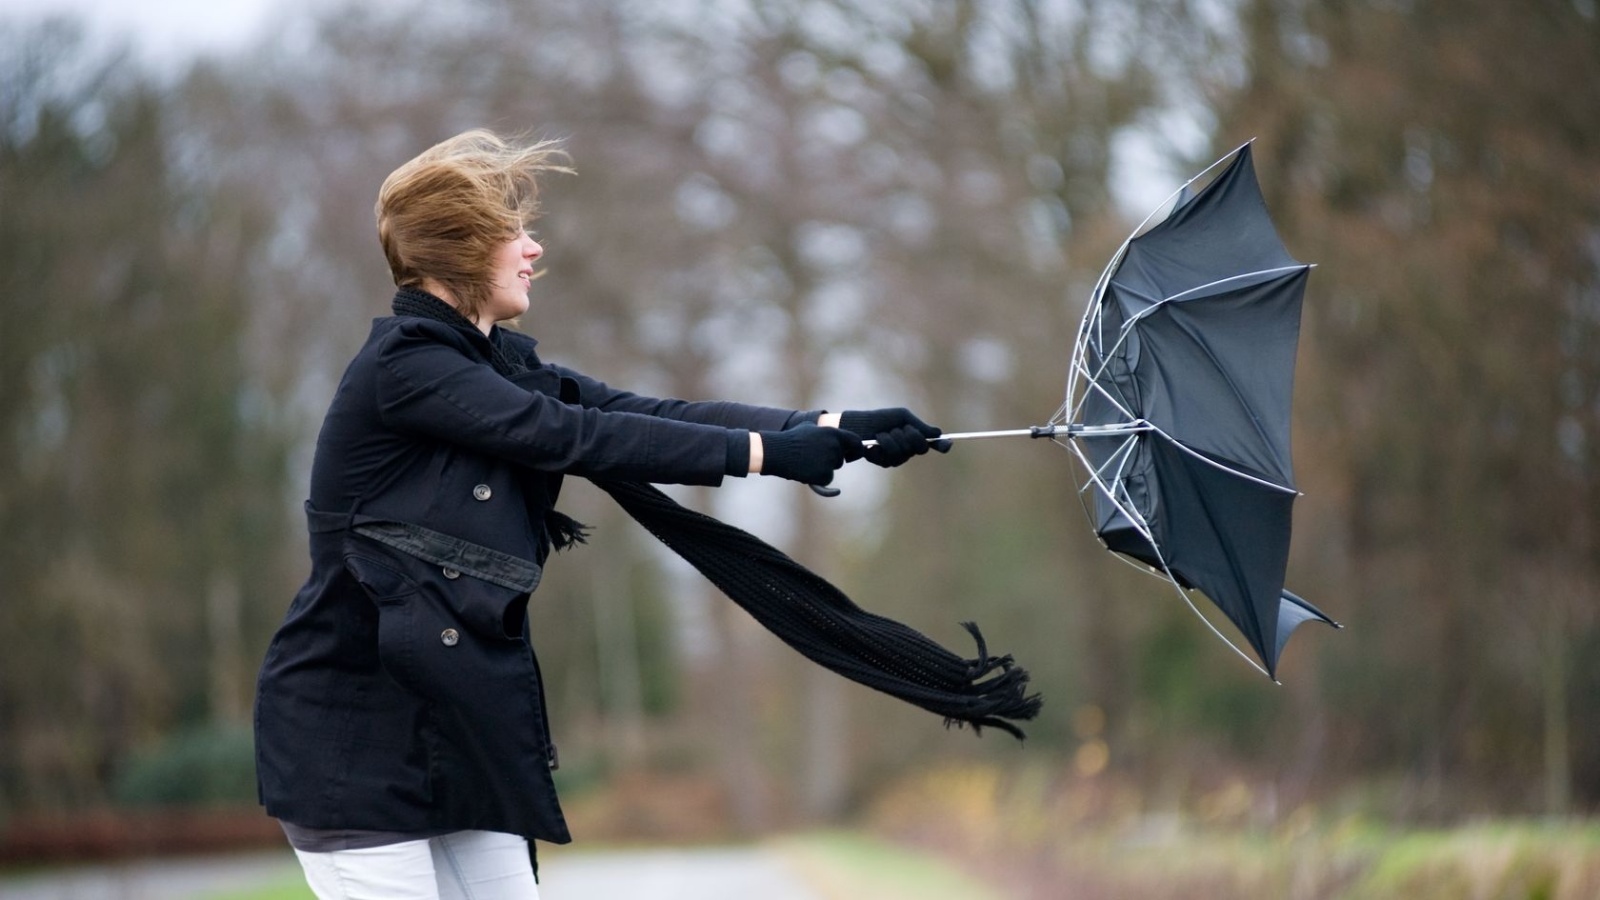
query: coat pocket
347 548 533 713
344 551 424 690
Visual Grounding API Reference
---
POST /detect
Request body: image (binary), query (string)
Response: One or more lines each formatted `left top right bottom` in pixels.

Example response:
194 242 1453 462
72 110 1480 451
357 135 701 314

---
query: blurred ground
0 832 999 900
542 846 822 899
5 808 1600 900
0 846 818 899
0 849 298 899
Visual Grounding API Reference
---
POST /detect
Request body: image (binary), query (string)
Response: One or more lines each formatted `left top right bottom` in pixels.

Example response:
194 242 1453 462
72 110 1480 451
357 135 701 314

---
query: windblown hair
376 129 570 322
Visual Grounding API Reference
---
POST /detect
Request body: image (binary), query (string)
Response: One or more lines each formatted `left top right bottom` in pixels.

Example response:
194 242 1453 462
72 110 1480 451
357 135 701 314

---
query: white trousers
293 830 541 900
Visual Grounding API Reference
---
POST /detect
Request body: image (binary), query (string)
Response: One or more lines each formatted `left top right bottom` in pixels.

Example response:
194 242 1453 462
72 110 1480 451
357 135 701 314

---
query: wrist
838 409 874 434
748 431 764 475
784 409 824 428
817 412 841 429
725 429 753 477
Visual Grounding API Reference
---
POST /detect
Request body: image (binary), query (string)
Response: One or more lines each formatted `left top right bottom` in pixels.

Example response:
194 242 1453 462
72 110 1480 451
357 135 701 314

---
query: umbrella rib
1106 463 1274 679
1074 326 1136 415
1070 361 1142 426
1083 138 1257 310
1143 426 1298 495
1154 278 1304 487
1068 288 1103 413
1067 299 1111 417
1115 266 1310 338
1078 273 1306 493
1066 436 1273 680
1070 139 1256 417
1175 452 1276 676
1159 566 1273 680
1068 306 1150 426
1064 439 1159 549
1072 267 1308 430
1077 432 1142 500
1069 433 1274 677
1152 265 1309 308
1067 447 1170 586
1126 138 1257 243
1158 300 1287 479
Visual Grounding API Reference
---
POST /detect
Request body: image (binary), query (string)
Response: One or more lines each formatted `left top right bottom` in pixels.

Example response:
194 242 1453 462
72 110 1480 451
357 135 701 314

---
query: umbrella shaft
942 427 1061 441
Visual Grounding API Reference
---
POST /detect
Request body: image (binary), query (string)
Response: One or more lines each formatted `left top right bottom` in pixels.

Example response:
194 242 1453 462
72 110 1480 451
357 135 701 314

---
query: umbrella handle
809 425 1064 497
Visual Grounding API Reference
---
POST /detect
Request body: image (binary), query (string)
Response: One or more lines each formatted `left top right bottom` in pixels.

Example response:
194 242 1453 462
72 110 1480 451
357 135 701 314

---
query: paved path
0 850 300 899
542 846 822 899
0 845 825 899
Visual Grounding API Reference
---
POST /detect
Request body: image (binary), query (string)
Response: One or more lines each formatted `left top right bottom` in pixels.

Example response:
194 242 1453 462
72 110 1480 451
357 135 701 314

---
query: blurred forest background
2 0 1598 890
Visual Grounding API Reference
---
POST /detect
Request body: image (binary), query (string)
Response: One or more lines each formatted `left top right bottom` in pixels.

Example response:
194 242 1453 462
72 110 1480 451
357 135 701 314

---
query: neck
419 279 491 336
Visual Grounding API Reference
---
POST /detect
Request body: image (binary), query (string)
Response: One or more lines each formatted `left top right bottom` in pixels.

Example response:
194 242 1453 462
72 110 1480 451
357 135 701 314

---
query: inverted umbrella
908 141 1337 679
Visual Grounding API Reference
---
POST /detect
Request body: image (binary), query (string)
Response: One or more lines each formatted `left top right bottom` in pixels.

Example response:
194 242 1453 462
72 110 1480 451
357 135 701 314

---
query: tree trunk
593 557 645 767
207 574 245 724
1541 616 1571 817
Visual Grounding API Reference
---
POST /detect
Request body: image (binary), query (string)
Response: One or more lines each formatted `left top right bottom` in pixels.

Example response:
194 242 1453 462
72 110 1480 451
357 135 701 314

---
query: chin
491 298 531 324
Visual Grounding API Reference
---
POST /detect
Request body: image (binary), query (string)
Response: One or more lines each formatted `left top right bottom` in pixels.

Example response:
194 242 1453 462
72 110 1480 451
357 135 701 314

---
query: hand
838 407 952 467
757 424 866 486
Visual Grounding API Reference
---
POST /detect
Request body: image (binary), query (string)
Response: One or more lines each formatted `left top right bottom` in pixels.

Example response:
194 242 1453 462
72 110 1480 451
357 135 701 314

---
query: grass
864 763 1600 899
774 830 1007 900
203 876 314 900
1007 819 1600 898
1336 821 1600 900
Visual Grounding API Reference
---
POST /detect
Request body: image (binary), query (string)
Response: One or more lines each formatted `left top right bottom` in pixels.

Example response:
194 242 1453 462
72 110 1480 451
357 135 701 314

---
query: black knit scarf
392 288 1041 738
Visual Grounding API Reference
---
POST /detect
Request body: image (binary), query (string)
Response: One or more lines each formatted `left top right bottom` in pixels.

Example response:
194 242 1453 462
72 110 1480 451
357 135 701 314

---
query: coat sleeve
373 320 732 485
549 364 814 431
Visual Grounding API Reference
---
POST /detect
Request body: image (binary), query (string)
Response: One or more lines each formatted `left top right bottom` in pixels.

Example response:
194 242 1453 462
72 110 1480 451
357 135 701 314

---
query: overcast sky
0 0 1186 216
1 0 287 57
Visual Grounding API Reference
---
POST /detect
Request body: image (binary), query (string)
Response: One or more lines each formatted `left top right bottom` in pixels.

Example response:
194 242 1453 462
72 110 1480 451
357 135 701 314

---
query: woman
253 129 946 899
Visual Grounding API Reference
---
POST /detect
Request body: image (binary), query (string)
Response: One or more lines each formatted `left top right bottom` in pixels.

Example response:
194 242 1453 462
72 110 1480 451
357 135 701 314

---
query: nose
524 234 543 260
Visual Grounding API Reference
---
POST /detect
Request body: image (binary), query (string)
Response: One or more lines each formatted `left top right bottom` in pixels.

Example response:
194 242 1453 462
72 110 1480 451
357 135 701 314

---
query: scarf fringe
595 478 1041 739
545 511 592 552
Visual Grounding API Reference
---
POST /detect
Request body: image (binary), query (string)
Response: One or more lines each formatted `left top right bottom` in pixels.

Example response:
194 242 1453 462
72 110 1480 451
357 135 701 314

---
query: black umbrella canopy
1072 143 1337 679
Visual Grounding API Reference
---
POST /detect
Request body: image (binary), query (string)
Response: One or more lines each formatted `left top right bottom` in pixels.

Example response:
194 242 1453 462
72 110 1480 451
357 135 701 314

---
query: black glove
838 407 952 467
758 424 866 486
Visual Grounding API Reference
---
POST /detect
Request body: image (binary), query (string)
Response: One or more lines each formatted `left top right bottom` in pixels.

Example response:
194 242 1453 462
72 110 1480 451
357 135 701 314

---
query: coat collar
391 286 538 373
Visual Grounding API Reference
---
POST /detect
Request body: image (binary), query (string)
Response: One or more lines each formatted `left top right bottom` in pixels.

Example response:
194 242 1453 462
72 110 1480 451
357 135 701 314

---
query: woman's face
483 229 543 325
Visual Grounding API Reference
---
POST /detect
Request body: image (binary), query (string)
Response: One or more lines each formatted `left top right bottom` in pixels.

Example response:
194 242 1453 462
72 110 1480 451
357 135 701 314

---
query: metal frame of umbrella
890 139 1338 680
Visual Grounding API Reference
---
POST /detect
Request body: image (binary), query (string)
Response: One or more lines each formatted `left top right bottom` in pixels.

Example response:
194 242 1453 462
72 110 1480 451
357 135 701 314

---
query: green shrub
113 723 257 807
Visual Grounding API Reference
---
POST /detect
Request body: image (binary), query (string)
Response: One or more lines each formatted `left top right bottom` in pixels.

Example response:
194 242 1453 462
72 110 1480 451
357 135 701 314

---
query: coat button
440 628 460 647
472 484 492 501
442 567 460 579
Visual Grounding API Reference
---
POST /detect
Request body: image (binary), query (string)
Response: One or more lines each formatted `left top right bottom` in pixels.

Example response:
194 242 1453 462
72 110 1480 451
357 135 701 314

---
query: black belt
305 502 543 593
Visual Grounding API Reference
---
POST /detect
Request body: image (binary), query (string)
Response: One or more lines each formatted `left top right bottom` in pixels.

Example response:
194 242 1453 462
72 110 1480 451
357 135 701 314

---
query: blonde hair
376 129 571 321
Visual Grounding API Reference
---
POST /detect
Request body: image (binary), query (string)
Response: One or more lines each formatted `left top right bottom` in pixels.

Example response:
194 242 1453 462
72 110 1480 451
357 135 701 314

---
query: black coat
254 310 798 844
